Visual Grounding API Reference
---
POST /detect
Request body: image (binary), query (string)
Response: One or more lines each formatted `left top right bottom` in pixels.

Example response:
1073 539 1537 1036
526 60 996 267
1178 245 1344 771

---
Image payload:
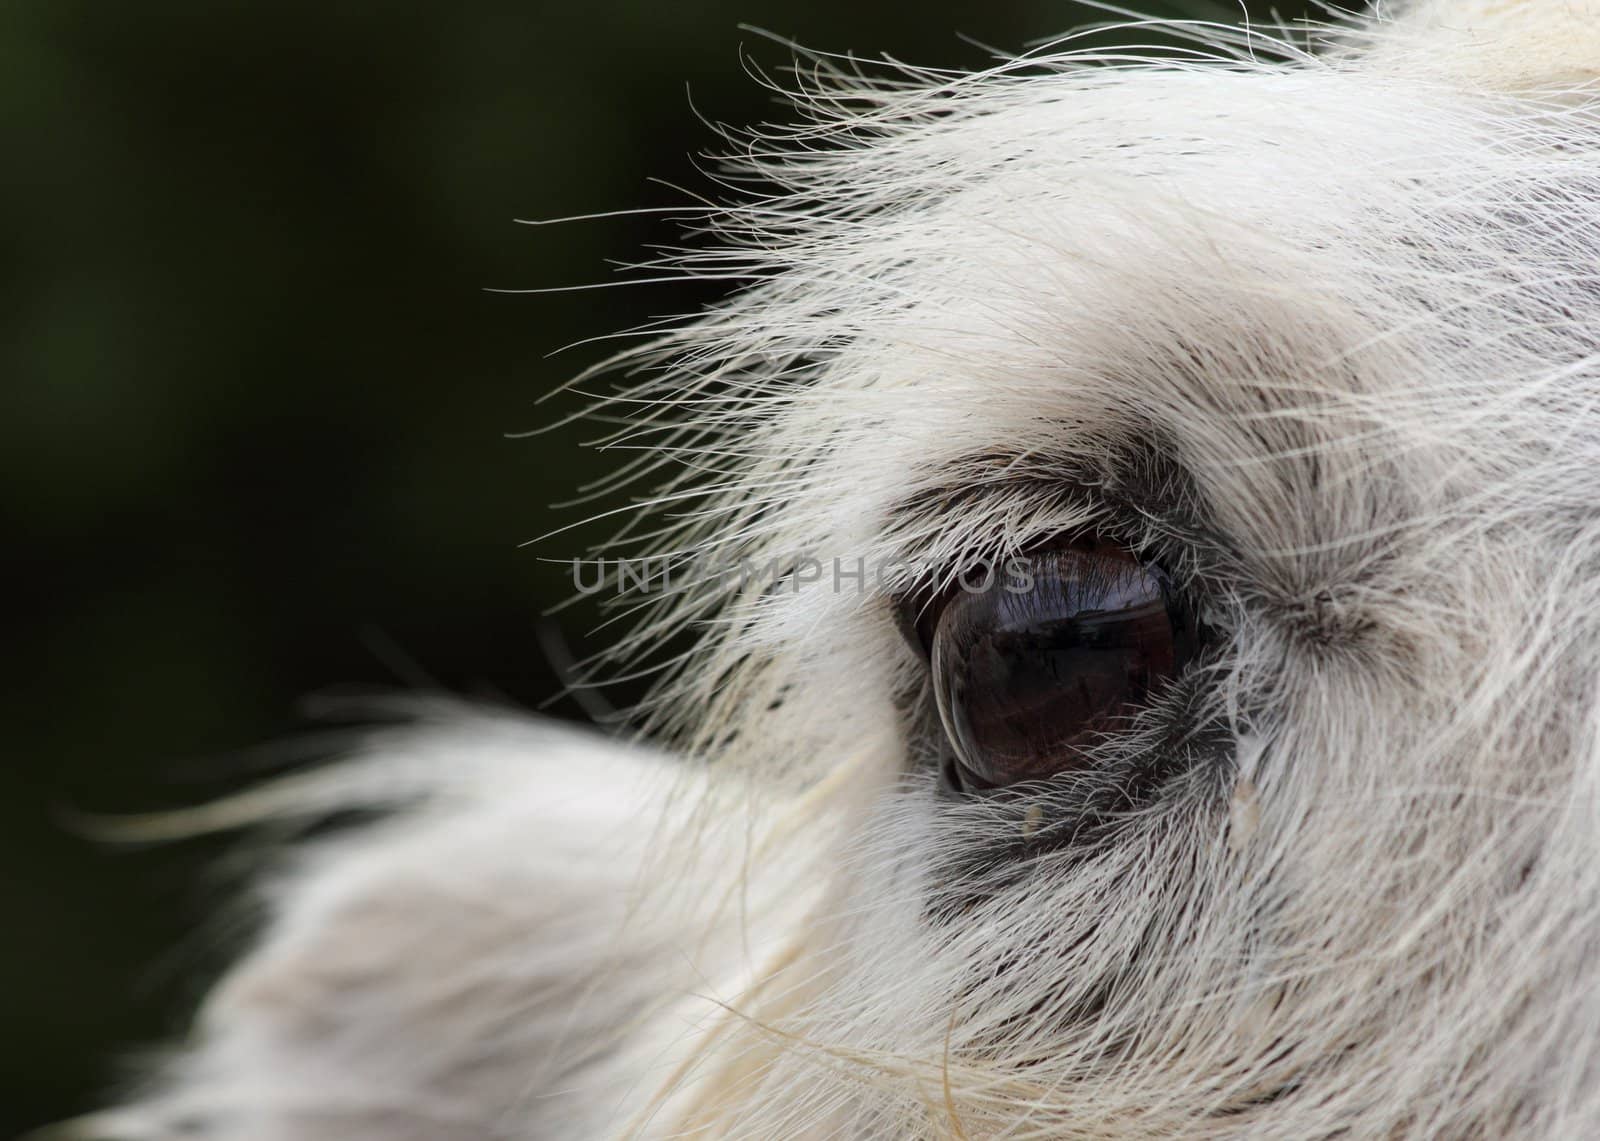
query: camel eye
927 538 1201 791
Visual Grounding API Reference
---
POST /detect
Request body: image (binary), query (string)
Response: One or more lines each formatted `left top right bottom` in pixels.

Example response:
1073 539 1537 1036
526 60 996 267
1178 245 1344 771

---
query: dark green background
5 1 1321 1132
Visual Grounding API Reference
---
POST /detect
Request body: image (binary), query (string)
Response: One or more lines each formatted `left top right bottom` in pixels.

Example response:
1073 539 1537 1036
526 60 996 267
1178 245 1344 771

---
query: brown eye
929 538 1200 791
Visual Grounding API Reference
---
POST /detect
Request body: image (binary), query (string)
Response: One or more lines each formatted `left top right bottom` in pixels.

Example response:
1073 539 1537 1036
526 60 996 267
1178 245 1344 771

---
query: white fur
89 2 1600 1137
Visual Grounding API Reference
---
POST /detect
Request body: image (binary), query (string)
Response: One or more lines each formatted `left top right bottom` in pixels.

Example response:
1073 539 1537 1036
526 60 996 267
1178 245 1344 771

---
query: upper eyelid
895 433 1204 511
887 454 1217 567
882 448 1236 655
890 529 1198 659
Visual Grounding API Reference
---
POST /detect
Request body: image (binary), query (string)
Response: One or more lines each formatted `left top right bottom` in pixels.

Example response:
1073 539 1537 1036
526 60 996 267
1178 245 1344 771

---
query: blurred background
4 0 1320 1132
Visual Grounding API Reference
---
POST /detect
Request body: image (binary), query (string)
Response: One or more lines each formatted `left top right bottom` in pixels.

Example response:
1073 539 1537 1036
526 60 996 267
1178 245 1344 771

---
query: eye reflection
929 537 1199 791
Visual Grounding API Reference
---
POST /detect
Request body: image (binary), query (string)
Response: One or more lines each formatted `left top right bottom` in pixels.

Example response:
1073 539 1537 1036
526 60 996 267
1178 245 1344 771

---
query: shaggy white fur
86 1 1600 1137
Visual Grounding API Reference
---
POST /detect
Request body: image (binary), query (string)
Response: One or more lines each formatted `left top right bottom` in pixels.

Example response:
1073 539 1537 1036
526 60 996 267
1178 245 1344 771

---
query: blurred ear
1373 0 1600 93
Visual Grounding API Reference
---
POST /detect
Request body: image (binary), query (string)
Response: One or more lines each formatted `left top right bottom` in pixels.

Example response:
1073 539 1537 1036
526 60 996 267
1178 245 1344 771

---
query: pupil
930 540 1191 789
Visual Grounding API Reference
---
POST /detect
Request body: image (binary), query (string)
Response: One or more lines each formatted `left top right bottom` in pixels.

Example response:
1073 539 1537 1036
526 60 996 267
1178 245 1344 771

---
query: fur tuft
96 3 1600 1137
